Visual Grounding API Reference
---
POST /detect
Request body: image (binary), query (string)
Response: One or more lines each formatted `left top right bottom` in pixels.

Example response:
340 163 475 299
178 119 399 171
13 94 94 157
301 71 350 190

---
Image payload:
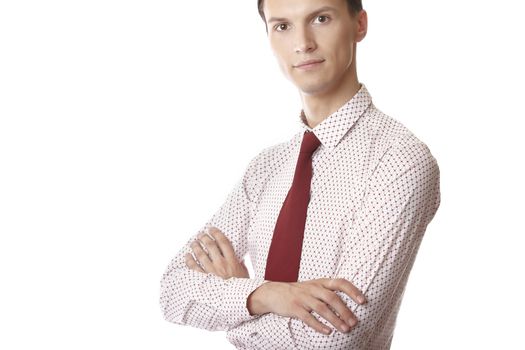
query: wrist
247 281 273 316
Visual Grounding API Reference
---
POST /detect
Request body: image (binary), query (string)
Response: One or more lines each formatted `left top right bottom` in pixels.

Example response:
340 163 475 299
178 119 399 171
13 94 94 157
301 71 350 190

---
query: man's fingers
208 227 237 261
316 288 357 330
185 253 205 273
197 233 223 260
190 240 214 272
324 278 367 305
308 296 353 333
298 308 333 335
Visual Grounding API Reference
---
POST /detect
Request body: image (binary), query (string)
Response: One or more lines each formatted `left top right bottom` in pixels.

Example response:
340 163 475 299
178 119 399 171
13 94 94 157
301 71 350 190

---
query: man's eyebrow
267 6 338 23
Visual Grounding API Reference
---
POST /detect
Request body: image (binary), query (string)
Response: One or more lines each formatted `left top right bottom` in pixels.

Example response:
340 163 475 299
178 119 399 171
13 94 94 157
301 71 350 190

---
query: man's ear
355 10 368 42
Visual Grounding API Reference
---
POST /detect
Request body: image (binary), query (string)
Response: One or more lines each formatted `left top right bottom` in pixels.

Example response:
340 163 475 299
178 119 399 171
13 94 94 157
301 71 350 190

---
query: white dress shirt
160 84 441 349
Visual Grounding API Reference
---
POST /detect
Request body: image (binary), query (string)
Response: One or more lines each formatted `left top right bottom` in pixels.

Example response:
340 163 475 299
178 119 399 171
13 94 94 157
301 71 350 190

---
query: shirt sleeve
231 139 441 349
159 152 270 332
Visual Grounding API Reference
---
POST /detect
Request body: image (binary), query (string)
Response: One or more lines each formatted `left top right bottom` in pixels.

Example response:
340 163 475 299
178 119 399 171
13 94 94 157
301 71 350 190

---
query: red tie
264 131 321 282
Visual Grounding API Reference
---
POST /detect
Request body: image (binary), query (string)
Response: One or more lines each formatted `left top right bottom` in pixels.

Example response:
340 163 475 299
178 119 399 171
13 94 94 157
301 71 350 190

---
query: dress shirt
159 84 441 349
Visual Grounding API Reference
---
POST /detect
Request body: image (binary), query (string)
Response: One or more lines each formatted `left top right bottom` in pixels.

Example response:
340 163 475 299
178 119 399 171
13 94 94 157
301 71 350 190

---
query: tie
264 131 321 282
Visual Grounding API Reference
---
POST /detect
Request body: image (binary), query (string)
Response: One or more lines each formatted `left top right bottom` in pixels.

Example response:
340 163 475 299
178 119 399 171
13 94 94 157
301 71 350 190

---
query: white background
1 0 524 349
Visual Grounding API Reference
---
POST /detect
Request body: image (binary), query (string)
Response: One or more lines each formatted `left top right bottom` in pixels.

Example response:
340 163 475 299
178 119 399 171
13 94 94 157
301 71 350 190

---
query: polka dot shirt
160 84 441 349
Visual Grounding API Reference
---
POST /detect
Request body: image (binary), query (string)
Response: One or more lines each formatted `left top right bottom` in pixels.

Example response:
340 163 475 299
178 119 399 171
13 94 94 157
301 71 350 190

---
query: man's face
262 0 366 96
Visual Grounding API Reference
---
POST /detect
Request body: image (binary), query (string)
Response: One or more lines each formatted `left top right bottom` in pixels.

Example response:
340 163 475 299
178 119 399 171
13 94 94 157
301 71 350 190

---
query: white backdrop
1 0 524 349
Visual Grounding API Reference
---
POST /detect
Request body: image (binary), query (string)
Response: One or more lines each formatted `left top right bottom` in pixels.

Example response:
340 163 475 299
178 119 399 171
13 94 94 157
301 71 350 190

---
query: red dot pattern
160 85 441 349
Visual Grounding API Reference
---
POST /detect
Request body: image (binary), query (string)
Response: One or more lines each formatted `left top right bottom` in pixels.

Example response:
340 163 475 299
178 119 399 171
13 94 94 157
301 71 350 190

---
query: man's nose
294 27 316 53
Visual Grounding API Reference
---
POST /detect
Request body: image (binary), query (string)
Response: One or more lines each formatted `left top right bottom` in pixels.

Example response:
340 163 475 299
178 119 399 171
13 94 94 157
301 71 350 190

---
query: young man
160 0 440 348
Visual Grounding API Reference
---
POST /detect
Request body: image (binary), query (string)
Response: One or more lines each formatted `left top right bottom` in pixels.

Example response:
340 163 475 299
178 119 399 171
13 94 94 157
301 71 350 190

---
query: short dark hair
257 0 363 22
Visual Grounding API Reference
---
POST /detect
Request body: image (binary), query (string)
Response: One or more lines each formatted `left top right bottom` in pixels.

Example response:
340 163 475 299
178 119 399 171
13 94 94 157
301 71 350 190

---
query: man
160 0 440 348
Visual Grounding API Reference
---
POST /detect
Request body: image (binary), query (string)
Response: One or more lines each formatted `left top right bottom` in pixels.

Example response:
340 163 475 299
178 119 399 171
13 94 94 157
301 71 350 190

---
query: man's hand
247 278 366 335
185 226 250 279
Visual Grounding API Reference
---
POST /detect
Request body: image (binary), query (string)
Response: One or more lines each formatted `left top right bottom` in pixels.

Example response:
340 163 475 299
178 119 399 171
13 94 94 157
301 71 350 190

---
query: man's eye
314 15 330 24
275 23 289 32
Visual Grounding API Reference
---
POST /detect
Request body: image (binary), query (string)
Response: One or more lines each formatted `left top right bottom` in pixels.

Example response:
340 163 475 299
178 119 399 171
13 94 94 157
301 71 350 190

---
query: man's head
258 0 367 97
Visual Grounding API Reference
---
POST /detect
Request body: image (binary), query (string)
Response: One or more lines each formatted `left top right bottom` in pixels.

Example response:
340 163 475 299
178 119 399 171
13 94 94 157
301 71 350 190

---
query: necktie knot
300 131 321 155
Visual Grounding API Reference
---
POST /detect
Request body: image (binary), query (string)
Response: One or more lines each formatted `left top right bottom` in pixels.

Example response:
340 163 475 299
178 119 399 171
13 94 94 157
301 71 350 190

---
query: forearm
242 277 368 348
160 263 268 331
233 250 420 350
160 224 265 331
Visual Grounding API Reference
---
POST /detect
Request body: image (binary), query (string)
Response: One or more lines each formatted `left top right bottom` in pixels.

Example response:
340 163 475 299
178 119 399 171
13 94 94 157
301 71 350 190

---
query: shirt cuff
220 276 269 329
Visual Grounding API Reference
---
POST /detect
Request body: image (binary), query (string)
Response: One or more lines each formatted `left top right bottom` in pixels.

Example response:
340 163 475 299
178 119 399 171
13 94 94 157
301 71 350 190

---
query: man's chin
296 81 331 96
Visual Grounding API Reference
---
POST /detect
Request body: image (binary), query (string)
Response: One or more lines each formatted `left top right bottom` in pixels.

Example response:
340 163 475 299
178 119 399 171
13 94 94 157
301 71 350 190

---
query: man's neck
300 75 361 129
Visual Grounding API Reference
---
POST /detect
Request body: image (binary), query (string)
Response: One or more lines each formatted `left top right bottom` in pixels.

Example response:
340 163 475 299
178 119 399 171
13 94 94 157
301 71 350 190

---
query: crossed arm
160 140 440 348
185 226 366 335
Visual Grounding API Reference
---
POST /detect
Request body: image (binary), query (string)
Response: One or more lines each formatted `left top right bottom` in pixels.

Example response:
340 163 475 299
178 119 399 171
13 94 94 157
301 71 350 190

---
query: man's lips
294 59 325 68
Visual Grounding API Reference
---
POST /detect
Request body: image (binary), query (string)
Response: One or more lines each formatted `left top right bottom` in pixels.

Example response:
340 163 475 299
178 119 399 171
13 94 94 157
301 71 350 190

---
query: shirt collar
297 84 373 152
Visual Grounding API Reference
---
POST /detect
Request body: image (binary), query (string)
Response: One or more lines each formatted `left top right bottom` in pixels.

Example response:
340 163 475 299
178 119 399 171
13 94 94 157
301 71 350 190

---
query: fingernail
341 324 350 332
357 295 366 304
324 328 331 335
348 318 357 327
